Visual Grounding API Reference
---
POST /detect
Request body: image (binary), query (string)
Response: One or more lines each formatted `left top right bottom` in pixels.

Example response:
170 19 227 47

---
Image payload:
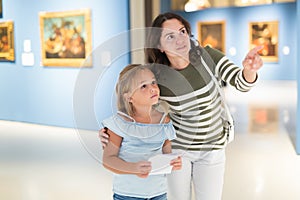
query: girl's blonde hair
116 64 153 116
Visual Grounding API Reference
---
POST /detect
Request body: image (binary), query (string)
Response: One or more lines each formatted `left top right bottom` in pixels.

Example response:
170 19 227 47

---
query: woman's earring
190 35 199 46
157 44 164 53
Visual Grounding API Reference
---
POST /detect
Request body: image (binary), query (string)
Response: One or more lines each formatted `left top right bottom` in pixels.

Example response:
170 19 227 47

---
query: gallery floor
1 81 300 200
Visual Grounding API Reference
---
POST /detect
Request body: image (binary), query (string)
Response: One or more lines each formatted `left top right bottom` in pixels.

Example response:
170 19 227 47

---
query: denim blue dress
102 111 176 198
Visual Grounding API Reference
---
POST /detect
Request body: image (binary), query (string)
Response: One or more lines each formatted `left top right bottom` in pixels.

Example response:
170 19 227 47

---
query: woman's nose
176 36 184 45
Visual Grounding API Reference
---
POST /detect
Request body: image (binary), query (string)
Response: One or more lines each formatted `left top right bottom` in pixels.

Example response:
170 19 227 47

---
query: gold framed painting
39 9 92 67
0 21 14 61
249 21 278 62
197 21 225 53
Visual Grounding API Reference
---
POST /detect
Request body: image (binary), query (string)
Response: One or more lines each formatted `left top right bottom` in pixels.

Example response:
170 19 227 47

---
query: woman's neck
169 56 190 70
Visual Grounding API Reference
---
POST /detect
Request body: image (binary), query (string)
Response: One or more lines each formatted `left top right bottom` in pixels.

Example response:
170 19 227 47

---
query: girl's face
129 70 160 107
159 18 191 60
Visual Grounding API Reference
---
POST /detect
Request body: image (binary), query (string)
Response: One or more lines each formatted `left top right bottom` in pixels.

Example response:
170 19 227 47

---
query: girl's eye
141 84 147 89
152 80 157 85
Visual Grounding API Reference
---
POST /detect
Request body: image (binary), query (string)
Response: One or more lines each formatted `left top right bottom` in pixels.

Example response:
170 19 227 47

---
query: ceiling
171 0 295 11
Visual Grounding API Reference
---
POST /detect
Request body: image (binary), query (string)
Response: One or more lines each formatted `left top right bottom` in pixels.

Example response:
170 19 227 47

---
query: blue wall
0 0 130 130
0 1 298 136
162 2 297 81
297 1 300 154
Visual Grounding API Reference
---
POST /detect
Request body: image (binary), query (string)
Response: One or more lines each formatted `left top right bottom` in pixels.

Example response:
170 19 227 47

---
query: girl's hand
135 161 152 178
170 156 182 171
98 127 109 149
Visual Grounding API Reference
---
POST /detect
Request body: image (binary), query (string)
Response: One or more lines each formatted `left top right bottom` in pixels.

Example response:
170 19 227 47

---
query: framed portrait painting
249 21 278 62
0 21 15 61
197 21 225 53
39 9 92 67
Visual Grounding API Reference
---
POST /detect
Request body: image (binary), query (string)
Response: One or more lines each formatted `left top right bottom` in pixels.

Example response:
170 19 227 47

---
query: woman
101 12 263 200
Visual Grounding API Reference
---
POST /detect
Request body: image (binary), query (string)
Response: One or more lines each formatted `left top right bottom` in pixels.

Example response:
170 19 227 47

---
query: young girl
102 64 182 200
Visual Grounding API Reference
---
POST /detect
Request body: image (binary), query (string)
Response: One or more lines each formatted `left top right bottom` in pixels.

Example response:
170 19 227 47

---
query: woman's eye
166 34 174 40
141 84 147 89
180 29 186 35
152 80 157 85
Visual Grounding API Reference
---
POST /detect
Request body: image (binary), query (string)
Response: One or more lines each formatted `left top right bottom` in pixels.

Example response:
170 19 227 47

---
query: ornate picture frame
197 21 225 53
0 21 15 61
39 9 92 67
249 21 279 62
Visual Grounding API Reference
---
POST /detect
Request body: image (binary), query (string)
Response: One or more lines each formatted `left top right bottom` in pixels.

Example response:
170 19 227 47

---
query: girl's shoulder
115 110 169 125
163 115 171 124
161 113 170 124
153 106 170 124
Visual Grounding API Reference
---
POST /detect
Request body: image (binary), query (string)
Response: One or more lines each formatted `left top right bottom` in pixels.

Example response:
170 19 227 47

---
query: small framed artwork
0 21 15 61
39 9 92 67
197 21 225 53
249 21 278 62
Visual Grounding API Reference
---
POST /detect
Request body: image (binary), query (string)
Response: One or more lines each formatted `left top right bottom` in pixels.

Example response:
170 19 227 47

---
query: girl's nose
150 85 157 93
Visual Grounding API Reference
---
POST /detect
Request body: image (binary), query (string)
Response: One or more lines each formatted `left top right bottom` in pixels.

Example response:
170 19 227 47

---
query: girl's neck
133 108 158 124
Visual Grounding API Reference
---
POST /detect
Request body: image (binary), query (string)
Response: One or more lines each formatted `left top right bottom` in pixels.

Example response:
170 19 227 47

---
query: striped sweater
150 46 257 151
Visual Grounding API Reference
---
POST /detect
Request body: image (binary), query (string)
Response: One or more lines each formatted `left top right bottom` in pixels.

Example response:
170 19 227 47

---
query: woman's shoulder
204 45 225 61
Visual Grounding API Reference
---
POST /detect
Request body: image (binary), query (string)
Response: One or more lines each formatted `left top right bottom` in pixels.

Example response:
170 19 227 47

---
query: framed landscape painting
0 21 15 61
39 9 92 67
198 21 225 53
249 21 278 62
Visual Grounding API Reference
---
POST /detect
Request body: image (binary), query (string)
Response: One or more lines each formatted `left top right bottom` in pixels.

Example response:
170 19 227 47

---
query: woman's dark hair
144 12 192 65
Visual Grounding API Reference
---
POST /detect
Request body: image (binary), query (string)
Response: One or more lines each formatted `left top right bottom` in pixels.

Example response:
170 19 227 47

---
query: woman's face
159 18 191 61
